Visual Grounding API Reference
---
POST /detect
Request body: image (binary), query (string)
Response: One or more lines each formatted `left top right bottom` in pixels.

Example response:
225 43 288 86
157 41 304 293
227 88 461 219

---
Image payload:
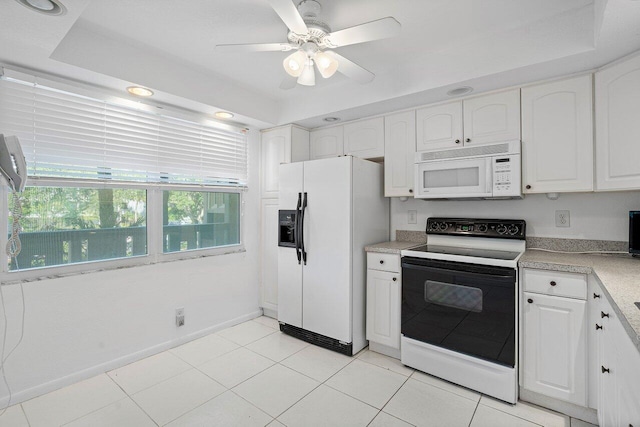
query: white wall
0 131 262 406
391 191 640 242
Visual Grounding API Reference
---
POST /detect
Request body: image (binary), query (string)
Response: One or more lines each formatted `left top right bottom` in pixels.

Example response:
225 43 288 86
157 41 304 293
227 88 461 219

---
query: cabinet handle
409 189 413 193
379 260 384 264
527 298 533 303
601 311 610 318
393 277 397 282
549 281 557 287
601 366 610 374
465 138 471 143
596 324 602 330
593 293 601 299
455 139 460 144
525 185 532 190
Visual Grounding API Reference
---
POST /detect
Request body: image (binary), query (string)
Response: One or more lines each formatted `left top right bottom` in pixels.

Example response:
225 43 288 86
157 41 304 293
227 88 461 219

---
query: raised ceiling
1 0 640 129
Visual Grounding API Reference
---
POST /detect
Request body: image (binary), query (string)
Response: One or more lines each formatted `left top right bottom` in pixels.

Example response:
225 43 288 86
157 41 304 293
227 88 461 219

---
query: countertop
364 241 423 254
519 250 640 351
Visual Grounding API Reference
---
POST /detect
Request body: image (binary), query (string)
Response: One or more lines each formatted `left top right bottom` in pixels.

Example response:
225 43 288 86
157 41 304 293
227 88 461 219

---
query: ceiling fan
216 0 401 89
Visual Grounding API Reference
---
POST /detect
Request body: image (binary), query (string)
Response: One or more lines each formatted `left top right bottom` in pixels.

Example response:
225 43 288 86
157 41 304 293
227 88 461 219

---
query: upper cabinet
595 53 640 191
521 75 594 194
416 101 463 151
261 125 309 198
384 111 416 198
463 89 521 146
310 126 344 160
344 117 384 159
416 90 520 152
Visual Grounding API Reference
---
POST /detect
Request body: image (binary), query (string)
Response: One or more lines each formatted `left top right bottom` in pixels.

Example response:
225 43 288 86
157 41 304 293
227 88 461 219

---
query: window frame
0 178 245 282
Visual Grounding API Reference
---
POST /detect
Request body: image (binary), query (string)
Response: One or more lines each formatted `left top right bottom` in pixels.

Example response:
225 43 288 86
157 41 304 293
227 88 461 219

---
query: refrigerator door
278 162 304 328
302 157 353 343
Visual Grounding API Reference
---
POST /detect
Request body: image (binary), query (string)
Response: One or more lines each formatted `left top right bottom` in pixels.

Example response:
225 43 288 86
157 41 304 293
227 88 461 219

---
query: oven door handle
401 263 515 280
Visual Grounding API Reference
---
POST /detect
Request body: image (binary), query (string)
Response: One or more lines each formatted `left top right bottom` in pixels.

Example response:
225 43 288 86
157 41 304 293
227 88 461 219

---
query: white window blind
0 72 248 186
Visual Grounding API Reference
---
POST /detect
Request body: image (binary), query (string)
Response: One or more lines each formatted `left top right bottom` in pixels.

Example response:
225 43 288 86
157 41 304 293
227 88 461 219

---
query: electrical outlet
175 307 185 327
408 210 417 224
555 210 570 227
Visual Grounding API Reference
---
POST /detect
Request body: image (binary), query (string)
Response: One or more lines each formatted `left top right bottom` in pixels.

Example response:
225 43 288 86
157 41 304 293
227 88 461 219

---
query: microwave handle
486 158 493 192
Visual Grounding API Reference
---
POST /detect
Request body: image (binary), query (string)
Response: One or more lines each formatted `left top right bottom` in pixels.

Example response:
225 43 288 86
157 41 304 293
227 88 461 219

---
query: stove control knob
428 222 438 231
439 222 449 231
477 224 488 233
507 225 519 235
496 224 507 234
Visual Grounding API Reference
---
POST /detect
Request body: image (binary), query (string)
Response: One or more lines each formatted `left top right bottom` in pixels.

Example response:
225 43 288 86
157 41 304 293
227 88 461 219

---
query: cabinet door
384 111 416 197
614 316 640 427
261 127 291 198
598 297 618 427
310 126 344 160
416 101 463 151
587 276 604 409
260 199 280 312
522 292 587 406
522 75 593 193
463 89 521 146
344 117 384 159
595 53 640 190
366 269 401 349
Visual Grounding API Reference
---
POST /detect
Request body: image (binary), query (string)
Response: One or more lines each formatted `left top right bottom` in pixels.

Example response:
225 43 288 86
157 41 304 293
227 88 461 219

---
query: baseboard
369 341 401 359
519 388 598 425
262 307 277 319
0 309 262 407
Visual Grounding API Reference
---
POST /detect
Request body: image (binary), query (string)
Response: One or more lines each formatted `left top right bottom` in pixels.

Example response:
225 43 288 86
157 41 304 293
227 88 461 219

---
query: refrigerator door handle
295 192 302 264
301 192 308 265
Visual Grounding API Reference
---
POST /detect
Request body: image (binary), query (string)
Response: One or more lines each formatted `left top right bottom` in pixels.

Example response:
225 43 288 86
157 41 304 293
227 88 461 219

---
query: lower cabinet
259 198 280 313
522 291 587 406
366 253 401 356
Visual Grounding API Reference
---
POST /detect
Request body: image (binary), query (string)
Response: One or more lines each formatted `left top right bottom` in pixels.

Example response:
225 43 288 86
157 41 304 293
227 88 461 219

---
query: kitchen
3 2 639 425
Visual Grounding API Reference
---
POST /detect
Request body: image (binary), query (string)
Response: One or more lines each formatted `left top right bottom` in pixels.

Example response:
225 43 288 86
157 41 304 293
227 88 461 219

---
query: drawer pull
527 298 533 304
596 324 602 330
601 366 610 374
392 277 397 282
601 311 610 319
593 293 601 299
379 260 384 264
549 281 557 286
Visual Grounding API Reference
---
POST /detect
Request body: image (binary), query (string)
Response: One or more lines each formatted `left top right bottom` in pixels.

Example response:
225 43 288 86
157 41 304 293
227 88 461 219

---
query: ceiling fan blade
279 75 298 90
216 43 295 52
266 0 308 35
326 17 401 47
324 51 375 84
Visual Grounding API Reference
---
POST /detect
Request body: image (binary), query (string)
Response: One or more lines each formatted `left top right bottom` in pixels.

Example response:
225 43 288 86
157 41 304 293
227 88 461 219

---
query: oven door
414 157 492 199
401 257 516 367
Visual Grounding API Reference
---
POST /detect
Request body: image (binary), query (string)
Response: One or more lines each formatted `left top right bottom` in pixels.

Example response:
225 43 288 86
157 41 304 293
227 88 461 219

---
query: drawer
367 252 400 273
522 268 587 300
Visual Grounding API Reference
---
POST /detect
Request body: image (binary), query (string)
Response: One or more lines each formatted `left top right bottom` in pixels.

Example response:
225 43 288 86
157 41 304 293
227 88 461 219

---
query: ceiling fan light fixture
283 50 307 77
314 51 338 78
298 59 316 86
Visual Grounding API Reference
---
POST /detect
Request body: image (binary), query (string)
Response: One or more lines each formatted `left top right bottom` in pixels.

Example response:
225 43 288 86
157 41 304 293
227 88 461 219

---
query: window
8 187 146 270
163 191 239 253
0 69 247 276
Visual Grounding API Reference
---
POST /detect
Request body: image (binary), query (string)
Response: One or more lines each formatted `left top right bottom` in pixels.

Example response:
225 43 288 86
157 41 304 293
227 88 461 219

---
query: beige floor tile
64 398 155 427
479 396 570 427
170 333 239 366
410 370 481 403
471 404 539 427
199 347 274 388
357 350 414 376
108 351 191 394
217 321 277 346
280 345 353 382
246 332 309 362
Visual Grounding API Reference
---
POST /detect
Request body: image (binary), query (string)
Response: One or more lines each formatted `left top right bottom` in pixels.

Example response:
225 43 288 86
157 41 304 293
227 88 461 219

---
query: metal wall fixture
14 0 66 16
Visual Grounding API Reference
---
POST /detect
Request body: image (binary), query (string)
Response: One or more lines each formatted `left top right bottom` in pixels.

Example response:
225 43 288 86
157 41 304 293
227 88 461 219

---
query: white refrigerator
278 156 389 355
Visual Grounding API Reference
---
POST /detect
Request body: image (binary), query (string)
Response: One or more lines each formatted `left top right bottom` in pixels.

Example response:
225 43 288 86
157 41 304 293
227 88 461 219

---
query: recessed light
127 86 154 97
323 117 340 122
447 86 473 97
215 111 234 119
14 0 66 15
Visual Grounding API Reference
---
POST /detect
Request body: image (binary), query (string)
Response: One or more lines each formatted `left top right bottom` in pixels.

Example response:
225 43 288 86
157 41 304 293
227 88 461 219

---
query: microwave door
416 157 492 198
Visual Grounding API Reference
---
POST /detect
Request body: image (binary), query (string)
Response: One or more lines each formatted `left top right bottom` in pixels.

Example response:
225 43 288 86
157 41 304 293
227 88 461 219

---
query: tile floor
1 316 598 427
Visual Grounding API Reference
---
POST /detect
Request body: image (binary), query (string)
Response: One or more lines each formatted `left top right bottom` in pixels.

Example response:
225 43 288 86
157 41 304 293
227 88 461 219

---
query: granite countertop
365 240 423 254
520 250 640 351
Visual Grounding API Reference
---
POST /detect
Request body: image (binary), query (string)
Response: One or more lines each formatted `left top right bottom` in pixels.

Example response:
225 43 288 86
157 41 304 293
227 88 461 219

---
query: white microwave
414 141 522 200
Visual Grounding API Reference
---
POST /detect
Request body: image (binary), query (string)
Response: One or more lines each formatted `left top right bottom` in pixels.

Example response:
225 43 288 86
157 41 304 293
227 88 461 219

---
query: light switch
408 210 417 224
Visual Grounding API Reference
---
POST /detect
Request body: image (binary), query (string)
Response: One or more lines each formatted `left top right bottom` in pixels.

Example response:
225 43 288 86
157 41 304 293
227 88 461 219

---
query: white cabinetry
260 199 280 312
344 117 384 159
416 101 463 151
309 126 344 160
261 125 309 198
521 268 587 406
384 111 416 197
463 89 521 146
521 75 593 194
366 252 401 358
416 89 520 152
595 53 640 191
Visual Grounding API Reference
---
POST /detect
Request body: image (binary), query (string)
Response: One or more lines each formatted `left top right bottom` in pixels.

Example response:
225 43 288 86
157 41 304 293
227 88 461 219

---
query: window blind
0 73 248 186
